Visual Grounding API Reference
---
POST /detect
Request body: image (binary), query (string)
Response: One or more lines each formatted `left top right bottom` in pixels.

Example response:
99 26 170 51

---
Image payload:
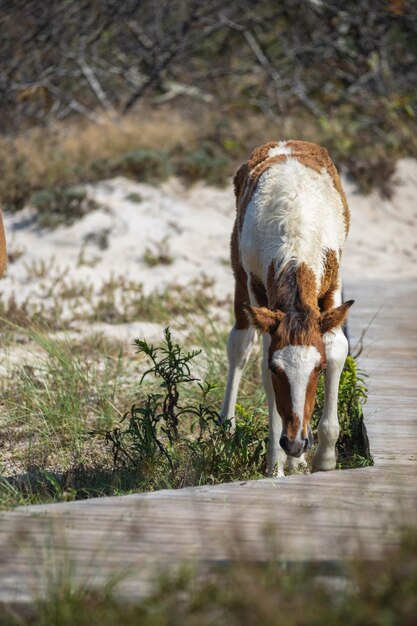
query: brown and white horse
221 140 353 476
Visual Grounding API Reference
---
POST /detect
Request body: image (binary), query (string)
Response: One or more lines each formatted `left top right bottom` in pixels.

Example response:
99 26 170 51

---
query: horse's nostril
279 435 290 453
303 437 309 451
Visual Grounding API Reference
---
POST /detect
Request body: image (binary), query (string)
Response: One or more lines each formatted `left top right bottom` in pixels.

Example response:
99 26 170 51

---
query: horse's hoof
312 453 336 472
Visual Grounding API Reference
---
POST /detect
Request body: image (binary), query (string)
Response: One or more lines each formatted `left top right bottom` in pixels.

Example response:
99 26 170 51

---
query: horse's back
235 141 349 284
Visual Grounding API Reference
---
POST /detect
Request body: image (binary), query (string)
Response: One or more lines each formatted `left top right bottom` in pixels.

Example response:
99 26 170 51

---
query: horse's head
246 301 353 457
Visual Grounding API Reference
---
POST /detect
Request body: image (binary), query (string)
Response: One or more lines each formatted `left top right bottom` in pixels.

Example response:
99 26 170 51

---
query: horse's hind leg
220 269 256 428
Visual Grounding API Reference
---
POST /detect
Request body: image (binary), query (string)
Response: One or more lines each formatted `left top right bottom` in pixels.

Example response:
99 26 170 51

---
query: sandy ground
2 157 416 344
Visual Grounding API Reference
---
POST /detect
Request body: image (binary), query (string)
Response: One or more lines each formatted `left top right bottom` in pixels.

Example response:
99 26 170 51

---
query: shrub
112 148 172 183
172 141 230 186
30 186 99 228
105 328 371 489
105 328 267 489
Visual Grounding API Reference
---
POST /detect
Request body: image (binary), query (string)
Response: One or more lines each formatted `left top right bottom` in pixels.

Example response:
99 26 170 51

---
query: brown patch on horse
318 249 340 311
267 261 319 314
297 263 319 313
303 368 321 437
265 259 323 349
269 311 322 351
247 142 279 170
230 220 250 330
270 367 300 436
267 261 295 311
250 273 268 307
0 210 7 278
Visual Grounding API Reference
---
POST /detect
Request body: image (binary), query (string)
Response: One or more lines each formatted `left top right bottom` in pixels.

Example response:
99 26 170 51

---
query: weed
6 241 26 264
0 294 64 331
30 186 100 228
112 149 172 183
104 328 266 489
76 248 101 268
173 140 230 186
23 257 56 280
143 238 173 267
0 331 128 483
124 192 142 203
105 328 369 490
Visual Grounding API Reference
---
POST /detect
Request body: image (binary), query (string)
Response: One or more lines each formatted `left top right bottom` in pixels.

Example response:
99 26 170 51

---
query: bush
105 328 267 489
173 141 230 186
105 328 371 489
112 148 172 183
30 186 99 228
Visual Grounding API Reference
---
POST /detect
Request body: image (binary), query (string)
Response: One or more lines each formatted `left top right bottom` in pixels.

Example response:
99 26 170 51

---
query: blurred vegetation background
1 0 416 207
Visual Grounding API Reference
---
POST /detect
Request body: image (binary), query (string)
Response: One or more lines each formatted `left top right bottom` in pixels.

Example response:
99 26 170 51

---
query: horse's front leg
312 327 348 472
262 335 287 477
220 325 256 428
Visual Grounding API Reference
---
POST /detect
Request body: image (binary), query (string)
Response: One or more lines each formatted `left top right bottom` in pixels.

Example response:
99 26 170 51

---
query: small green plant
112 148 172 183
105 328 267 489
173 141 230 186
124 192 142 203
30 186 99 228
143 238 173 267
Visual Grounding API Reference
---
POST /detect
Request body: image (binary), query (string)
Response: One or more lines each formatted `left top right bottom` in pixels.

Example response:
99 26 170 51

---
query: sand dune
2 158 416 339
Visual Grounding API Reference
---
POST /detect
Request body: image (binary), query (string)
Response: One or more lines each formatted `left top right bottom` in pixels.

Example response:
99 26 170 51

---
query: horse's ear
319 300 354 334
244 305 285 334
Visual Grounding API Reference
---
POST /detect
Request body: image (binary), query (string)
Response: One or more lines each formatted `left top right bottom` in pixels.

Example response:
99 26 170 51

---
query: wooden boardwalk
0 280 416 605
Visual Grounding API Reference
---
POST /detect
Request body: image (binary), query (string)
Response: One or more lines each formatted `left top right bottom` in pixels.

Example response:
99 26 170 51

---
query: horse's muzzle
280 426 313 458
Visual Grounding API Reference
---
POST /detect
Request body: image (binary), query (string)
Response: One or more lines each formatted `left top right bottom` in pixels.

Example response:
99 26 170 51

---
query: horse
221 140 353 477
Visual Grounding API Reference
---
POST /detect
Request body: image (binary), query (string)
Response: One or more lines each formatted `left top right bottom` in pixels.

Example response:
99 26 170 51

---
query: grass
0 320 370 509
0 107 197 212
104 328 371 492
143 238 173 268
1 526 416 625
0 331 131 484
0 272 223 333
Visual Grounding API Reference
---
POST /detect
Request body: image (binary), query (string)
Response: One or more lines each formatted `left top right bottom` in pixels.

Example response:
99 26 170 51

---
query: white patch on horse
240 158 345 287
268 142 292 157
271 345 321 434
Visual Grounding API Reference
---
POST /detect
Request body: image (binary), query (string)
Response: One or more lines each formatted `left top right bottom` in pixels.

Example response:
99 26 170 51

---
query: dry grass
1 98 411 212
0 106 197 209
0 100 340 213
